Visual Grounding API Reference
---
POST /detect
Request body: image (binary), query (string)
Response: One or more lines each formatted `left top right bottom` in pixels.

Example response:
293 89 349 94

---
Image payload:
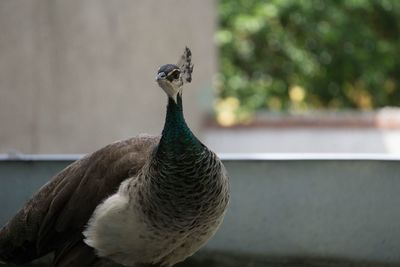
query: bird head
156 47 193 102
156 64 183 101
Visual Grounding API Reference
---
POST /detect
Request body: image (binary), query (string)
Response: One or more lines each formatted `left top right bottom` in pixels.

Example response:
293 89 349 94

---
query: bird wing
0 135 160 264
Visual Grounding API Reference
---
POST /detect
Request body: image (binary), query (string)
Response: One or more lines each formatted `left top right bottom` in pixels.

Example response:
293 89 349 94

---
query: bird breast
83 158 229 267
139 153 229 232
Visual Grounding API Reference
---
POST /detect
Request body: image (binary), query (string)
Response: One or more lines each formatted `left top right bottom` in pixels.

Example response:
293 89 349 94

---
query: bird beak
156 72 166 82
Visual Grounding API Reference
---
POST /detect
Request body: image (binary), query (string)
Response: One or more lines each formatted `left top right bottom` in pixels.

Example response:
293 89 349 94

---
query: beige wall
0 0 216 154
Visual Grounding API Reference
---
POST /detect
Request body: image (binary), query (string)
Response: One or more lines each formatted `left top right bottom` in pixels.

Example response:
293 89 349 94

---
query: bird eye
169 70 180 80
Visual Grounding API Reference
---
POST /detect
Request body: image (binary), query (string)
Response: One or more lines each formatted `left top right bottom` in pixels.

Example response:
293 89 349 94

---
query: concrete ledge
205 108 400 129
1 155 399 265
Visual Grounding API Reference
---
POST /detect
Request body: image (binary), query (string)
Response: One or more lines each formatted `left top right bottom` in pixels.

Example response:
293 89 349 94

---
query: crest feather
177 47 194 83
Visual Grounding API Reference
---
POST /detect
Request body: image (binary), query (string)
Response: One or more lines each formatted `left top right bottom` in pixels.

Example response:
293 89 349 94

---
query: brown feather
0 135 160 265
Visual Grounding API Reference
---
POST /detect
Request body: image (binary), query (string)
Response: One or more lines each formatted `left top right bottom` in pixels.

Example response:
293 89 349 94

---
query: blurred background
2 2 400 266
1 0 400 154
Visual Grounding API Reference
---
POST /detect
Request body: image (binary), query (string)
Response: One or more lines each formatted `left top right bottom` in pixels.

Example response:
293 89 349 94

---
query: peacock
0 47 229 267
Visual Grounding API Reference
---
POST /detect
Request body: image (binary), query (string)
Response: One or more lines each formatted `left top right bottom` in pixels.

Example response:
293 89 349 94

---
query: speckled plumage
0 48 229 267
83 95 229 267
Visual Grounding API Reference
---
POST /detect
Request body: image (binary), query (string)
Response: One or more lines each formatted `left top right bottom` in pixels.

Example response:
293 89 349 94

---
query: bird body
0 48 229 267
84 96 228 266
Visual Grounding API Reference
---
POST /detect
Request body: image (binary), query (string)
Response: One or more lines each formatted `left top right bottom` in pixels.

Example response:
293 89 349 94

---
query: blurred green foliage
216 0 400 121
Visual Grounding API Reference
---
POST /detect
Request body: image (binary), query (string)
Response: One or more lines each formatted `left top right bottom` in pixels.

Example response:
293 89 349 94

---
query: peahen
0 47 229 267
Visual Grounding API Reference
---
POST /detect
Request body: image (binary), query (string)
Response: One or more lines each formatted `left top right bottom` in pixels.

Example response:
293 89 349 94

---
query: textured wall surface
0 0 216 153
1 156 400 264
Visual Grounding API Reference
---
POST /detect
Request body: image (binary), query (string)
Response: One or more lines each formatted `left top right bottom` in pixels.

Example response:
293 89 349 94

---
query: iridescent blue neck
157 94 203 156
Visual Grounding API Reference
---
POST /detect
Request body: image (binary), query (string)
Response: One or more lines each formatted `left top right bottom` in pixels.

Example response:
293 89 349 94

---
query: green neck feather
157 94 203 156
